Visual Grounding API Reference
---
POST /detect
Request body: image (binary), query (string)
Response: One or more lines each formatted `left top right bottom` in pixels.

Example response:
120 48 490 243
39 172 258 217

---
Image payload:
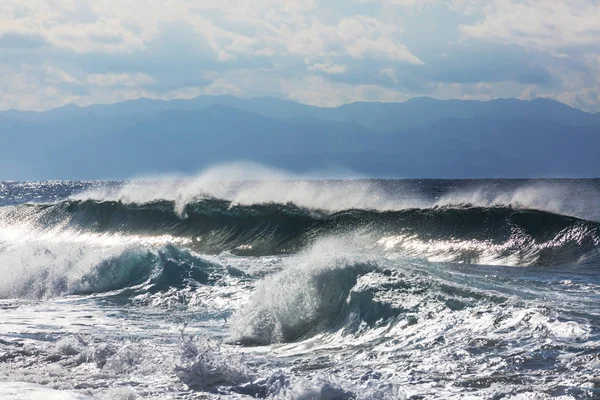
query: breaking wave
228 235 593 346
1 199 598 265
0 243 240 300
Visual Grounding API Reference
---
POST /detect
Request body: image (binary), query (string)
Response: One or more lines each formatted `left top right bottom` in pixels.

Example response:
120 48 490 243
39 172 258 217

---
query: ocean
1 176 600 399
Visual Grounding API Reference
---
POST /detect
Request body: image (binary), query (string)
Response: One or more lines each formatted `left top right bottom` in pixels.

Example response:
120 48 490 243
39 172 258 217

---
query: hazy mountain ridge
4 95 598 129
1 96 598 179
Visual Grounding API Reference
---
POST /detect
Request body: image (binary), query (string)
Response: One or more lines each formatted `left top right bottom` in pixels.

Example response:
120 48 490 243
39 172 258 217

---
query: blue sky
0 0 599 112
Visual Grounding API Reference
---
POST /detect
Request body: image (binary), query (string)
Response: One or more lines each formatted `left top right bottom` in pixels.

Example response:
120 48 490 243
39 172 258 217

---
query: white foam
229 235 381 345
270 373 404 400
0 241 153 299
175 336 254 391
74 162 416 216
73 162 599 221
0 382 94 399
434 183 592 220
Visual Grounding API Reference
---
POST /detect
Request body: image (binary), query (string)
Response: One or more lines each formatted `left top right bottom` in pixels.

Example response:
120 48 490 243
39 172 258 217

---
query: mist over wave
73 163 600 221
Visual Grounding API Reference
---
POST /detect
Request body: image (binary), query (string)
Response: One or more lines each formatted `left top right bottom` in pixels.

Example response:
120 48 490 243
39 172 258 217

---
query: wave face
2 198 599 266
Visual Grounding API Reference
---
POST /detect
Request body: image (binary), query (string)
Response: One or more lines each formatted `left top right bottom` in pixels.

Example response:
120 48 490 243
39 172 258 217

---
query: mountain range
1 95 599 179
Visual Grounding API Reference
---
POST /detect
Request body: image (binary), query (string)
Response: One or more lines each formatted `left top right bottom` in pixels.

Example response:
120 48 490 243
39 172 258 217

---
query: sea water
1 175 600 399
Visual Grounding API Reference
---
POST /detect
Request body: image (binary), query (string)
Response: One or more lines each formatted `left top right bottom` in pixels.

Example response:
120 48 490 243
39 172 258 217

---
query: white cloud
0 1 149 53
0 0 428 110
86 73 155 87
380 68 398 84
555 88 600 113
308 63 348 74
459 0 600 51
441 82 495 101
0 64 84 110
519 85 539 101
200 80 246 97
358 0 438 9
282 75 410 107
0 0 422 63
0 0 599 111
288 16 422 64
0 64 198 110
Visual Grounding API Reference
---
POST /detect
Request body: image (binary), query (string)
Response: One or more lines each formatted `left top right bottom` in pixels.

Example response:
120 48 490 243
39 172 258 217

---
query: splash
74 162 412 216
70 163 600 223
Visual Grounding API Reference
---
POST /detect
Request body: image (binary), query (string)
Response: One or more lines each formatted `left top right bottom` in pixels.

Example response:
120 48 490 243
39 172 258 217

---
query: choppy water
1 174 600 399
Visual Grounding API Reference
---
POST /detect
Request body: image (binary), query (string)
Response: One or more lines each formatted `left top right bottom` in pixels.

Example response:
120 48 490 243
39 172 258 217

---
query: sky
0 0 599 112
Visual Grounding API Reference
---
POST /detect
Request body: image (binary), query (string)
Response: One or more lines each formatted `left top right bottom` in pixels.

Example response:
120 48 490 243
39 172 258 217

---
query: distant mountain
1 95 326 124
5 95 598 131
0 96 598 179
389 116 600 177
334 97 598 132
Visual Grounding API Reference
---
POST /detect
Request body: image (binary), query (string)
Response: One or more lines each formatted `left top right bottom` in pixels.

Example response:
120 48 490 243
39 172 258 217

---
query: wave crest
2 199 598 266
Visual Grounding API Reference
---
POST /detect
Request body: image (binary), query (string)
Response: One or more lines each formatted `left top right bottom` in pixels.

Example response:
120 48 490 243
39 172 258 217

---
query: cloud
555 88 600 113
0 32 49 49
358 0 439 10
0 2 148 53
308 63 348 74
415 42 556 86
519 86 539 101
280 15 423 64
0 0 598 111
458 0 600 51
86 73 155 87
461 82 493 97
282 75 411 107
0 64 88 110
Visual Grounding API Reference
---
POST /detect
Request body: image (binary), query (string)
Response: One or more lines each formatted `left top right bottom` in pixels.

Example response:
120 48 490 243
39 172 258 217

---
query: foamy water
1 172 600 398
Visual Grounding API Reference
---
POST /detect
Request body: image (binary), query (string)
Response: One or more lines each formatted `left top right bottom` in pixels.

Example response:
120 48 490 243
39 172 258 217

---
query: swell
2 199 599 265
